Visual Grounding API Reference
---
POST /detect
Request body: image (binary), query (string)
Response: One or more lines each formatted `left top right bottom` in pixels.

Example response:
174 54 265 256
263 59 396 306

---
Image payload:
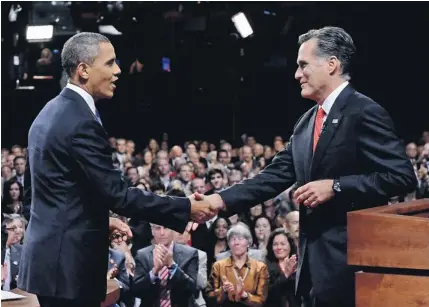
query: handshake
188 193 226 228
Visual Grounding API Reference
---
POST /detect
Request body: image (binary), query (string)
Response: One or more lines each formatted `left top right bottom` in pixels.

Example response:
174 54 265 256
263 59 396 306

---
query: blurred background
2 1 429 148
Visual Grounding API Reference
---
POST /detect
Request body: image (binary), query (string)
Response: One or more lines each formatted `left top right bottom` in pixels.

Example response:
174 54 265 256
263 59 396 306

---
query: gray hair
298 26 356 81
2 213 27 227
61 32 110 77
227 224 253 246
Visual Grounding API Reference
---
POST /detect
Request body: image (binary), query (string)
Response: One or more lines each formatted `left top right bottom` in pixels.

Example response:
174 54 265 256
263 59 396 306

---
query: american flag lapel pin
332 118 338 124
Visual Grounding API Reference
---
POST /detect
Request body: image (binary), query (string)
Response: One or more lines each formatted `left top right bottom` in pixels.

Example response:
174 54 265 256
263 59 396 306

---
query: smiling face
80 42 121 100
295 39 331 102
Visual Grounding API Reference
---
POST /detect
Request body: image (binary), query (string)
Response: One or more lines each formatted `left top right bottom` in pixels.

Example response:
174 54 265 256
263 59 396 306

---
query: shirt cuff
168 263 178 279
149 270 159 283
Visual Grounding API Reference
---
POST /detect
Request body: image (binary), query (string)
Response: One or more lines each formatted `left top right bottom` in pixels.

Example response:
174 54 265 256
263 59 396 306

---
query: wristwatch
241 291 249 300
332 179 341 194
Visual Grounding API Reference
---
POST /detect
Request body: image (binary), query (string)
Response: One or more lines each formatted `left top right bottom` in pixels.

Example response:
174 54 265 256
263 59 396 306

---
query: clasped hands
152 244 174 275
222 276 247 301
187 193 225 231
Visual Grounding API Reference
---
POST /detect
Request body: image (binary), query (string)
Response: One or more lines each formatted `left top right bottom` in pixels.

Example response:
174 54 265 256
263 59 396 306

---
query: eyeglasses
6 226 24 233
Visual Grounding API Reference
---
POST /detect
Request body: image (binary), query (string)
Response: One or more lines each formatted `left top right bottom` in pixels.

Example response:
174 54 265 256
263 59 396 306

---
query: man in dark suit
108 248 134 307
132 224 198 307
194 27 417 307
18 32 216 307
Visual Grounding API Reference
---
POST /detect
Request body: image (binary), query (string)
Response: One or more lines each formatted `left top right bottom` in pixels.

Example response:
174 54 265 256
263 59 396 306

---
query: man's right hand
153 244 166 275
188 195 220 224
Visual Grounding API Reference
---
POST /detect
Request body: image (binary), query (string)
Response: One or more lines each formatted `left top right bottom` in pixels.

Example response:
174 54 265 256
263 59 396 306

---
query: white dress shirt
66 83 96 117
320 81 349 122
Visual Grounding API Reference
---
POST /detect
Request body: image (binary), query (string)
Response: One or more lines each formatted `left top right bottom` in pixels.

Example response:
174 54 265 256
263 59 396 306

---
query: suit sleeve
70 120 190 233
206 261 227 305
339 103 417 202
242 264 269 307
197 251 208 290
131 251 158 299
219 138 296 215
169 249 198 295
23 155 32 222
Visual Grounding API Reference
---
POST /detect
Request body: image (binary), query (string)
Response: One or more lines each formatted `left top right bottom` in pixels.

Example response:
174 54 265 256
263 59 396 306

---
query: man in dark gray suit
18 32 216 307
132 224 198 307
194 27 416 307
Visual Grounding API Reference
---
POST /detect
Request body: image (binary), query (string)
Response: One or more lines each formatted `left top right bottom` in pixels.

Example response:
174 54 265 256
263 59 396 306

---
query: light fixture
231 12 253 39
98 25 122 36
26 25 54 42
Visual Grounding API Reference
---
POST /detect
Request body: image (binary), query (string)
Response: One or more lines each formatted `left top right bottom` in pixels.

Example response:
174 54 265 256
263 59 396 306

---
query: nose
114 61 122 76
295 67 302 80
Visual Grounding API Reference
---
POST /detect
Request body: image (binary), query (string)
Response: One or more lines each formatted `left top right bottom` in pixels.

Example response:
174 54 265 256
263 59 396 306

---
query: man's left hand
294 179 335 208
109 217 133 243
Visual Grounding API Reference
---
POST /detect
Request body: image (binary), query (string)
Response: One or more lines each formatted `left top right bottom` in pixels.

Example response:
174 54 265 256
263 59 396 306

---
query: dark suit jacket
18 88 191 301
218 85 417 304
3 244 23 290
265 261 299 307
132 243 198 307
109 248 134 307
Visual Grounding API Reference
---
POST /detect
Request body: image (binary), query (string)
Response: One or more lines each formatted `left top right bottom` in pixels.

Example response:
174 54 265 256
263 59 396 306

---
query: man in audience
132 224 198 307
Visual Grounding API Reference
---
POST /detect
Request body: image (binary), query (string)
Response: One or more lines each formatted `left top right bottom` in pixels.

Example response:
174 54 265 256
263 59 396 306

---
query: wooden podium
3 280 120 307
347 199 429 307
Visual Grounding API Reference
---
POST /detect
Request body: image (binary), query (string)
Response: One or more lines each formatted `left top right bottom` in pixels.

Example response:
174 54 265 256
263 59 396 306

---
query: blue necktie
95 108 103 126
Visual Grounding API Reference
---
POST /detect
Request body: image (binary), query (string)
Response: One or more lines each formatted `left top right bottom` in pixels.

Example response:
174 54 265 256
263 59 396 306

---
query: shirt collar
66 82 96 116
320 81 349 115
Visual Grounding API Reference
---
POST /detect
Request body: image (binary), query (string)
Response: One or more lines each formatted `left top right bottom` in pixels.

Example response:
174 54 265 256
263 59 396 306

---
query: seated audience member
107 247 134 307
1 214 26 290
132 223 198 307
173 231 208 307
206 224 269 307
265 228 299 307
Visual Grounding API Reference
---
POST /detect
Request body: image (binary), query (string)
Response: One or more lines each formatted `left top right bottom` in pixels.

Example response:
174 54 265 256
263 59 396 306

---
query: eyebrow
297 60 307 66
105 58 116 65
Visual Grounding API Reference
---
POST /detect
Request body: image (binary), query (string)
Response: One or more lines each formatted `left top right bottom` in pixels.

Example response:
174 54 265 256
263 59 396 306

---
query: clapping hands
153 244 174 275
186 193 226 232
279 254 297 278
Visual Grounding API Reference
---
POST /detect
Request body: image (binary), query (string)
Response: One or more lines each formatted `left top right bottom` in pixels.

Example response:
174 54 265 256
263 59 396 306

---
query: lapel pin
13 261 18 265
332 119 338 124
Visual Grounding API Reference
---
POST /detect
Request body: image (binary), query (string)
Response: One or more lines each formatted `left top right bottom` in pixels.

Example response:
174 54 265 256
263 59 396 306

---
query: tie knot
317 107 325 118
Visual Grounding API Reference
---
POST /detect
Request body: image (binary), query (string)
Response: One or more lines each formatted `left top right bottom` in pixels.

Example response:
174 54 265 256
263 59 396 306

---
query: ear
76 62 90 80
327 56 340 75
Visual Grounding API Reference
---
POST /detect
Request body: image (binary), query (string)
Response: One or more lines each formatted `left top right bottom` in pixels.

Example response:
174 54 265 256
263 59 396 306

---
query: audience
2 129 428 306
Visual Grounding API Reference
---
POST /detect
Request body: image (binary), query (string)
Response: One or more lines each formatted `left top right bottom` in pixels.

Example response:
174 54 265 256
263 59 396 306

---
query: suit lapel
303 108 317 182
310 85 354 178
173 244 182 266
10 246 20 284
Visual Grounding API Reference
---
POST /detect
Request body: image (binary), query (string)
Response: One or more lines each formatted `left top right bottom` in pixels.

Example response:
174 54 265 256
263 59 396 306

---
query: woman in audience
137 149 153 177
206 224 269 307
252 215 272 253
147 138 159 155
207 217 231 270
265 228 299 307
199 141 209 159
1 179 24 215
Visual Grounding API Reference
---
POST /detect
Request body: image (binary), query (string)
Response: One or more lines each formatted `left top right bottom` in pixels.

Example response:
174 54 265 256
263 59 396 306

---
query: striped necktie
159 266 171 307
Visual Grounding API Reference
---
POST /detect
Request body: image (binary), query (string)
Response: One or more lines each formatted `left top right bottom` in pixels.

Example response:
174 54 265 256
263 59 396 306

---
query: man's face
86 42 120 100
406 143 417 159
126 141 135 155
192 178 206 194
242 146 253 162
179 165 193 182
151 224 173 246
158 159 170 175
247 137 256 147
116 140 126 153
218 151 229 165
7 154 15 167
11 147 22 156
127 168 139 184
187 144 196 156
109 137 116 148
295 39 331 101
274 140 284 152
253 144 264 157
285 211 300 239
210 173 224 190
14 158 26 176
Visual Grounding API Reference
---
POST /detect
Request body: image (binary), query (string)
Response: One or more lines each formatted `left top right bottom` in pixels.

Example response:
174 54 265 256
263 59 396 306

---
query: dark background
2 2 428 150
